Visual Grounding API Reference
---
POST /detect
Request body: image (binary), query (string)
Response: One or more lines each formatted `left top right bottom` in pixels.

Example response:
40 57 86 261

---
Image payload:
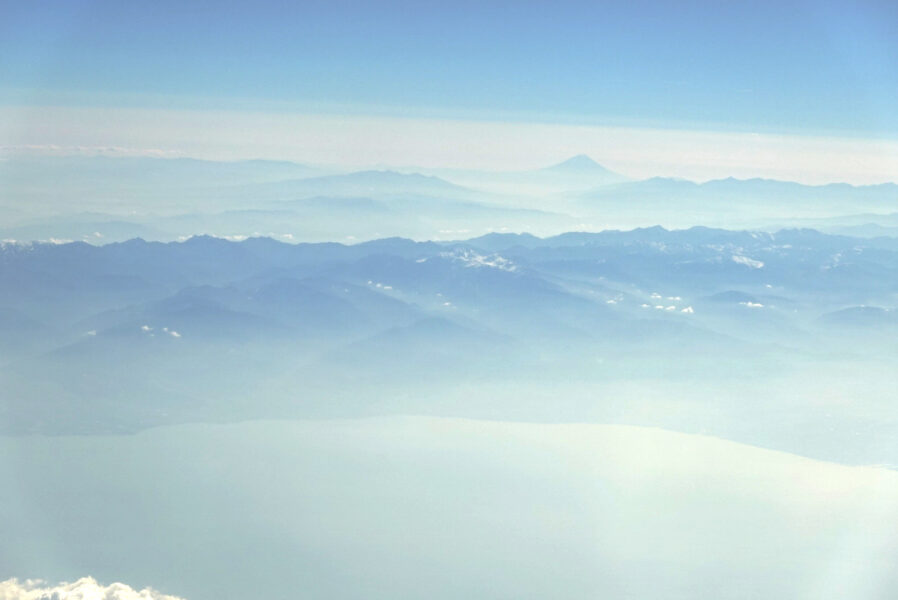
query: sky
1 0 897 182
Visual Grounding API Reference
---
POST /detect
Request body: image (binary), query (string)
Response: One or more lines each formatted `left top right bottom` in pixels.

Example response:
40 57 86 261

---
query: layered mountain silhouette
3 155 896 243
2 226 896 445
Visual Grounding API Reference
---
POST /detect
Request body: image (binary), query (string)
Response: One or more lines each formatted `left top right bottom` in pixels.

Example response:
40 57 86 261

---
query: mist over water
3 418 897 600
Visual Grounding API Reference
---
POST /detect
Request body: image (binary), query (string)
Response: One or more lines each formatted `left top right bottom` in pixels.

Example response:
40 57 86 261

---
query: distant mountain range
236 169 474 201
1 154 896 245
578 175 898 202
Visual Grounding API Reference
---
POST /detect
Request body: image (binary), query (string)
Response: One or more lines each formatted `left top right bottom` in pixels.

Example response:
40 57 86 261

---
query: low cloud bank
0 577 184 600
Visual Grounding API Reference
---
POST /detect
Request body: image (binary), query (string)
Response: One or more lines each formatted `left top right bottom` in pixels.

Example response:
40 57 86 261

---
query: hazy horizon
4 108 898 186
2 2 897 599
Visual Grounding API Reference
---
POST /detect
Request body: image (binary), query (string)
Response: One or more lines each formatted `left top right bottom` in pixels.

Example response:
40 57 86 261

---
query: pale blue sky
3 0 897 134
1 0 897 180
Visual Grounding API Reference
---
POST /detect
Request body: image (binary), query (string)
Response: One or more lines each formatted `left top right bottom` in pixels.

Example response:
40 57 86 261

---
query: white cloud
740 301 765 308
442 249 517 271
732 255 765 269
169 330 181 338
0 577 185 600
681 306 695 313
140 325 152 332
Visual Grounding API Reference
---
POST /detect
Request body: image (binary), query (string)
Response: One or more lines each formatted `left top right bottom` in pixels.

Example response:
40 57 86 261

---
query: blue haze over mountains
2 220 897 467
3 153 898 600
